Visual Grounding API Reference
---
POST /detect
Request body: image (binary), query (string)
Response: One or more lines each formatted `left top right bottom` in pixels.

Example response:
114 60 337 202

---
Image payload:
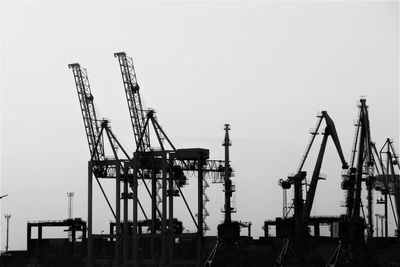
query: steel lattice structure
114 52 150 152
68 63 105 161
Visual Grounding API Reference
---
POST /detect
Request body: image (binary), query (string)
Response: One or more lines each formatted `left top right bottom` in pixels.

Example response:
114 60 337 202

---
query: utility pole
4 214 11 252
67 192 74 242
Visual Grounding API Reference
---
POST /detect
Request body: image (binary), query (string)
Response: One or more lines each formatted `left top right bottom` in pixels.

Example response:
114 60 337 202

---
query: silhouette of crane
114 52 212 234
277 111 348 266
327 98 380 267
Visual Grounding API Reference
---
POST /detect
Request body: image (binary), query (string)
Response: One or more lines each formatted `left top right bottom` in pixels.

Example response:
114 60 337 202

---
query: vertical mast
223 124 233 223
5 214 11 252
67 192 74 219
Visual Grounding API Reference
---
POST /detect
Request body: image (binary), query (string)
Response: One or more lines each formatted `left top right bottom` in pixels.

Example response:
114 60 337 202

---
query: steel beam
87 162 93 267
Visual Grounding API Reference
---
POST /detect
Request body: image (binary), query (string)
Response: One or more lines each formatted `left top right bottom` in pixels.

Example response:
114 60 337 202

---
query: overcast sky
1 0 399 250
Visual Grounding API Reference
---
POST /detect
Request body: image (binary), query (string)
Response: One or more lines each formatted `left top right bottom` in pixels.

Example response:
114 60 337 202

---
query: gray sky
1 0 399 250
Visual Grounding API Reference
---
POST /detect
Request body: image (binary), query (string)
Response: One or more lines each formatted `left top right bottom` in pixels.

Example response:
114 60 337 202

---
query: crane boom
276 111 348 266
323 112 349 169
68 63 104 161
302 111 348 221
114 52 150 151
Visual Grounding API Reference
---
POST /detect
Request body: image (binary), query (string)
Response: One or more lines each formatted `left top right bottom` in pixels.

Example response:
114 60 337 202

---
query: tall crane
345 98 374 222
378 138 400 237
70 58 224 265
69 62 152 266
328 98 379 267
114 52 212 234
341 98 377 238
69 63 148 217
277 111 348 266
114 52 166 228
302 112 348 221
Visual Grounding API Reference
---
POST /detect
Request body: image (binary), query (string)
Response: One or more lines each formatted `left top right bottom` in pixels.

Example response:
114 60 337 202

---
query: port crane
68 53 229 266
69 62 146 216
114 52 225 265
362 137 399 239
327 98 379 267
376 138 400 237
277 111 348 266
69 63 154 266
114 52 205 230
114 52 219 233
114 52 165 227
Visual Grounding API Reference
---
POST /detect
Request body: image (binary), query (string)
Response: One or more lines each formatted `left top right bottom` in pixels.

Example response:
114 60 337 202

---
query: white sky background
1 0 399 250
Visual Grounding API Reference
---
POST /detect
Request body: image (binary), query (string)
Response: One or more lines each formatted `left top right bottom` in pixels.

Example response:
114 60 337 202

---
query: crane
69 63 155 265
114 52 212 234
114 52 167 230
345 99 374 222
0 194 9 199
302 112 348 219
69 63 117 218
69 63 149 219
277 111 348 266
327 98 379 267
70 57 225 265
378 138 400 237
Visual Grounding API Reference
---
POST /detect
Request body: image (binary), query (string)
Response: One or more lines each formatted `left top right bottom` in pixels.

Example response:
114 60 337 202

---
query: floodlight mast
5 214 11 252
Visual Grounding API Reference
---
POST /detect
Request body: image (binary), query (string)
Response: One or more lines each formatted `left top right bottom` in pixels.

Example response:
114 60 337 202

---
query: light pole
67 192 74 219
67 192 74 241
4 214 11 252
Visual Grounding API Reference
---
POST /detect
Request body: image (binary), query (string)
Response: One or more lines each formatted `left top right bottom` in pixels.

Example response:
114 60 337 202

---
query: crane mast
344 98 374 222
114 52 150 151
68 63 105 161
328 98 380 267
223 124 234 223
